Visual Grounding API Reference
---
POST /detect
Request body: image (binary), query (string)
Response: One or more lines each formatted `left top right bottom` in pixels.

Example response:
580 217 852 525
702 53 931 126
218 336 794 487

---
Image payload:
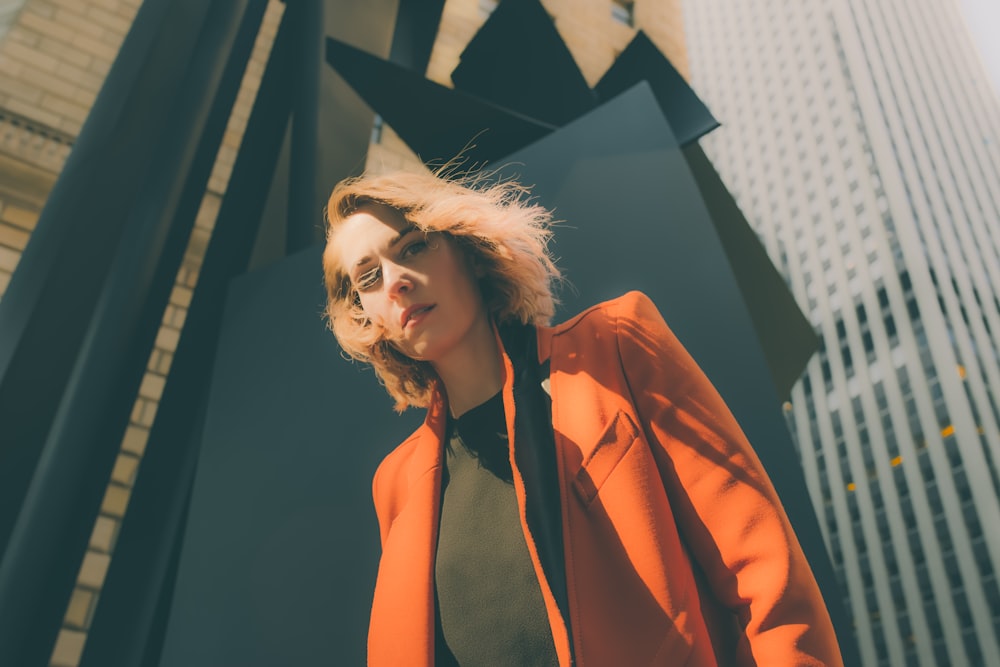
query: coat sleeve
372 461 392 548
370 435 420 548
613 291 843 667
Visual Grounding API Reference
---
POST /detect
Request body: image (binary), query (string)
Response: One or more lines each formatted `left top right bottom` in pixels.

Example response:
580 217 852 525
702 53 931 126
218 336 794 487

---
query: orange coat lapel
367 397 447 666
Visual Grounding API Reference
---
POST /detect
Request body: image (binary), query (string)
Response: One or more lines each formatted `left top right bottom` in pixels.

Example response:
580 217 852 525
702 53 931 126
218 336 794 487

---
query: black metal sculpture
0 0 857 664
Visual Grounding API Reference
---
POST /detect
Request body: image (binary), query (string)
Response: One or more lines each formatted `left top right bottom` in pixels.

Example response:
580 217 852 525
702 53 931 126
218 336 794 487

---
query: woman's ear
453 236 487 278
465 250 487 278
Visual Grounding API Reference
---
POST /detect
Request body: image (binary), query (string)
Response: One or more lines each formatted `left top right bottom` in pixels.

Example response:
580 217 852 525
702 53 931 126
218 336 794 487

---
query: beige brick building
0 1 686 664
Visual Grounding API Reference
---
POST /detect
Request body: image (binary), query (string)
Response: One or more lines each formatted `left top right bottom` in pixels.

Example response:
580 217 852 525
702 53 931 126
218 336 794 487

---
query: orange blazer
367 291 843 666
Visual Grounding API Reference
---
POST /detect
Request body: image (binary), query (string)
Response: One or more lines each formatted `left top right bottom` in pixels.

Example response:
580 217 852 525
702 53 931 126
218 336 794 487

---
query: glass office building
683 0 1000 664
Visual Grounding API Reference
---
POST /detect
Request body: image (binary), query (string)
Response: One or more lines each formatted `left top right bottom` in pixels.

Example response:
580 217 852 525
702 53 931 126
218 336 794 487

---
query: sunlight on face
332 204 489 365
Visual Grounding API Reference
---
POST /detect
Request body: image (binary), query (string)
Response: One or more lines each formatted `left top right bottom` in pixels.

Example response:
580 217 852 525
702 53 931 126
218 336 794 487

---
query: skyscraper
683 0 1000 665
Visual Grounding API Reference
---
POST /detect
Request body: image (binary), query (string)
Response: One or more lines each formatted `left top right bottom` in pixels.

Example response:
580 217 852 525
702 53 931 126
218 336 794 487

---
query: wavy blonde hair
322 167 561 411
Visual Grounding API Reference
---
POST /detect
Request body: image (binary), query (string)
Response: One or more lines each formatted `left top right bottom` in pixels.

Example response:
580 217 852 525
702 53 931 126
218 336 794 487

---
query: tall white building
683 0 1000 665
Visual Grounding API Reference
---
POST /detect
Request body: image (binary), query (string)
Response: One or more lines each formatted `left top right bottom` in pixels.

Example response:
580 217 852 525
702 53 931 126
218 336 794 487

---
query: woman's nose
384 262 413 298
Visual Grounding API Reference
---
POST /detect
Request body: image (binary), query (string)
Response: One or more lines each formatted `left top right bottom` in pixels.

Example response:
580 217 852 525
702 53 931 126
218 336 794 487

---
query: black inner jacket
500 321 573 655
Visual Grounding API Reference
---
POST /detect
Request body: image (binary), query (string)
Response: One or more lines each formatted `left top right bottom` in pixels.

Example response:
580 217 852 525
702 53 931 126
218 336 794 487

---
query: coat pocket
572 410 641 506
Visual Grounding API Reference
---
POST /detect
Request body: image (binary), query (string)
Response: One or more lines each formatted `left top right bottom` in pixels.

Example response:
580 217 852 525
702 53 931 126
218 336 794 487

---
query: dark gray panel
325 36 554 167
498 82 855 662
0 2 271 663
450 0 596 125
311 0 400 244
82 11 299 663
682 142 818 398
388 0 445 72
159 246 421 666
594 31 719 146
501 83 777 443
160 82 853 667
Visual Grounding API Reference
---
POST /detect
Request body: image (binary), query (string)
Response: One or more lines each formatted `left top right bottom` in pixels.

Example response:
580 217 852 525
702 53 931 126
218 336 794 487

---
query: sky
958 0 1000 95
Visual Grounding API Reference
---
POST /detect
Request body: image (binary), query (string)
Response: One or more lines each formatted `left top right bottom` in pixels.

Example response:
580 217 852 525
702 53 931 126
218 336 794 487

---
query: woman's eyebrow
351 224 419 271
388 224 419 248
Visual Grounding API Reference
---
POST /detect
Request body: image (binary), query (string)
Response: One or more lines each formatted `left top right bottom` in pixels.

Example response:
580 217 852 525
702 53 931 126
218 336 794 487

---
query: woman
322 168 844 666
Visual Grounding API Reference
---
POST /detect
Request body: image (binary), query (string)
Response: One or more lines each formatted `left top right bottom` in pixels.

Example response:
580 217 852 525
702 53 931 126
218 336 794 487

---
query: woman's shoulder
373 423 439 494
537 291 668 369
548 290 662 337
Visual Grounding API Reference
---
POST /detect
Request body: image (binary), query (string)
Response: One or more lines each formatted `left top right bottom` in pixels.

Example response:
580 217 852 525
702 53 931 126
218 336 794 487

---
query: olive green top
434 392 558 666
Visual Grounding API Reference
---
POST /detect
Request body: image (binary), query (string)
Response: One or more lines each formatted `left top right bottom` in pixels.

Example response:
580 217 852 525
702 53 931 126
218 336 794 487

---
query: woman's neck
433 316 504 419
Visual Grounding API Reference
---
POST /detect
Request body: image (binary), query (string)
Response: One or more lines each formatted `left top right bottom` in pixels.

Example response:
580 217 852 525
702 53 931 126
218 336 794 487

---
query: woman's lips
401 304 435 328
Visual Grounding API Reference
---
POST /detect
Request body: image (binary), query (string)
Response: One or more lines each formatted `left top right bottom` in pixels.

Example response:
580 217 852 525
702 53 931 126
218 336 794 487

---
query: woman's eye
355 267 380 290
401 240 428 257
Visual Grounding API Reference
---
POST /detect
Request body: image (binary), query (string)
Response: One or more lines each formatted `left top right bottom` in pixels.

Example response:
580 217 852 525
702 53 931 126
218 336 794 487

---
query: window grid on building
685 0 1000 663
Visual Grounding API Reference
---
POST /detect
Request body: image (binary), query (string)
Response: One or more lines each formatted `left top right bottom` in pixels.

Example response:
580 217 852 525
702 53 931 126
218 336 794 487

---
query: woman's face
330 203 489 365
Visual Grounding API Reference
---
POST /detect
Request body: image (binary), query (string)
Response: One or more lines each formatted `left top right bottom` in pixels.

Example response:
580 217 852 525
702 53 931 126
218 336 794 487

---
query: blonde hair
322 167 561 411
